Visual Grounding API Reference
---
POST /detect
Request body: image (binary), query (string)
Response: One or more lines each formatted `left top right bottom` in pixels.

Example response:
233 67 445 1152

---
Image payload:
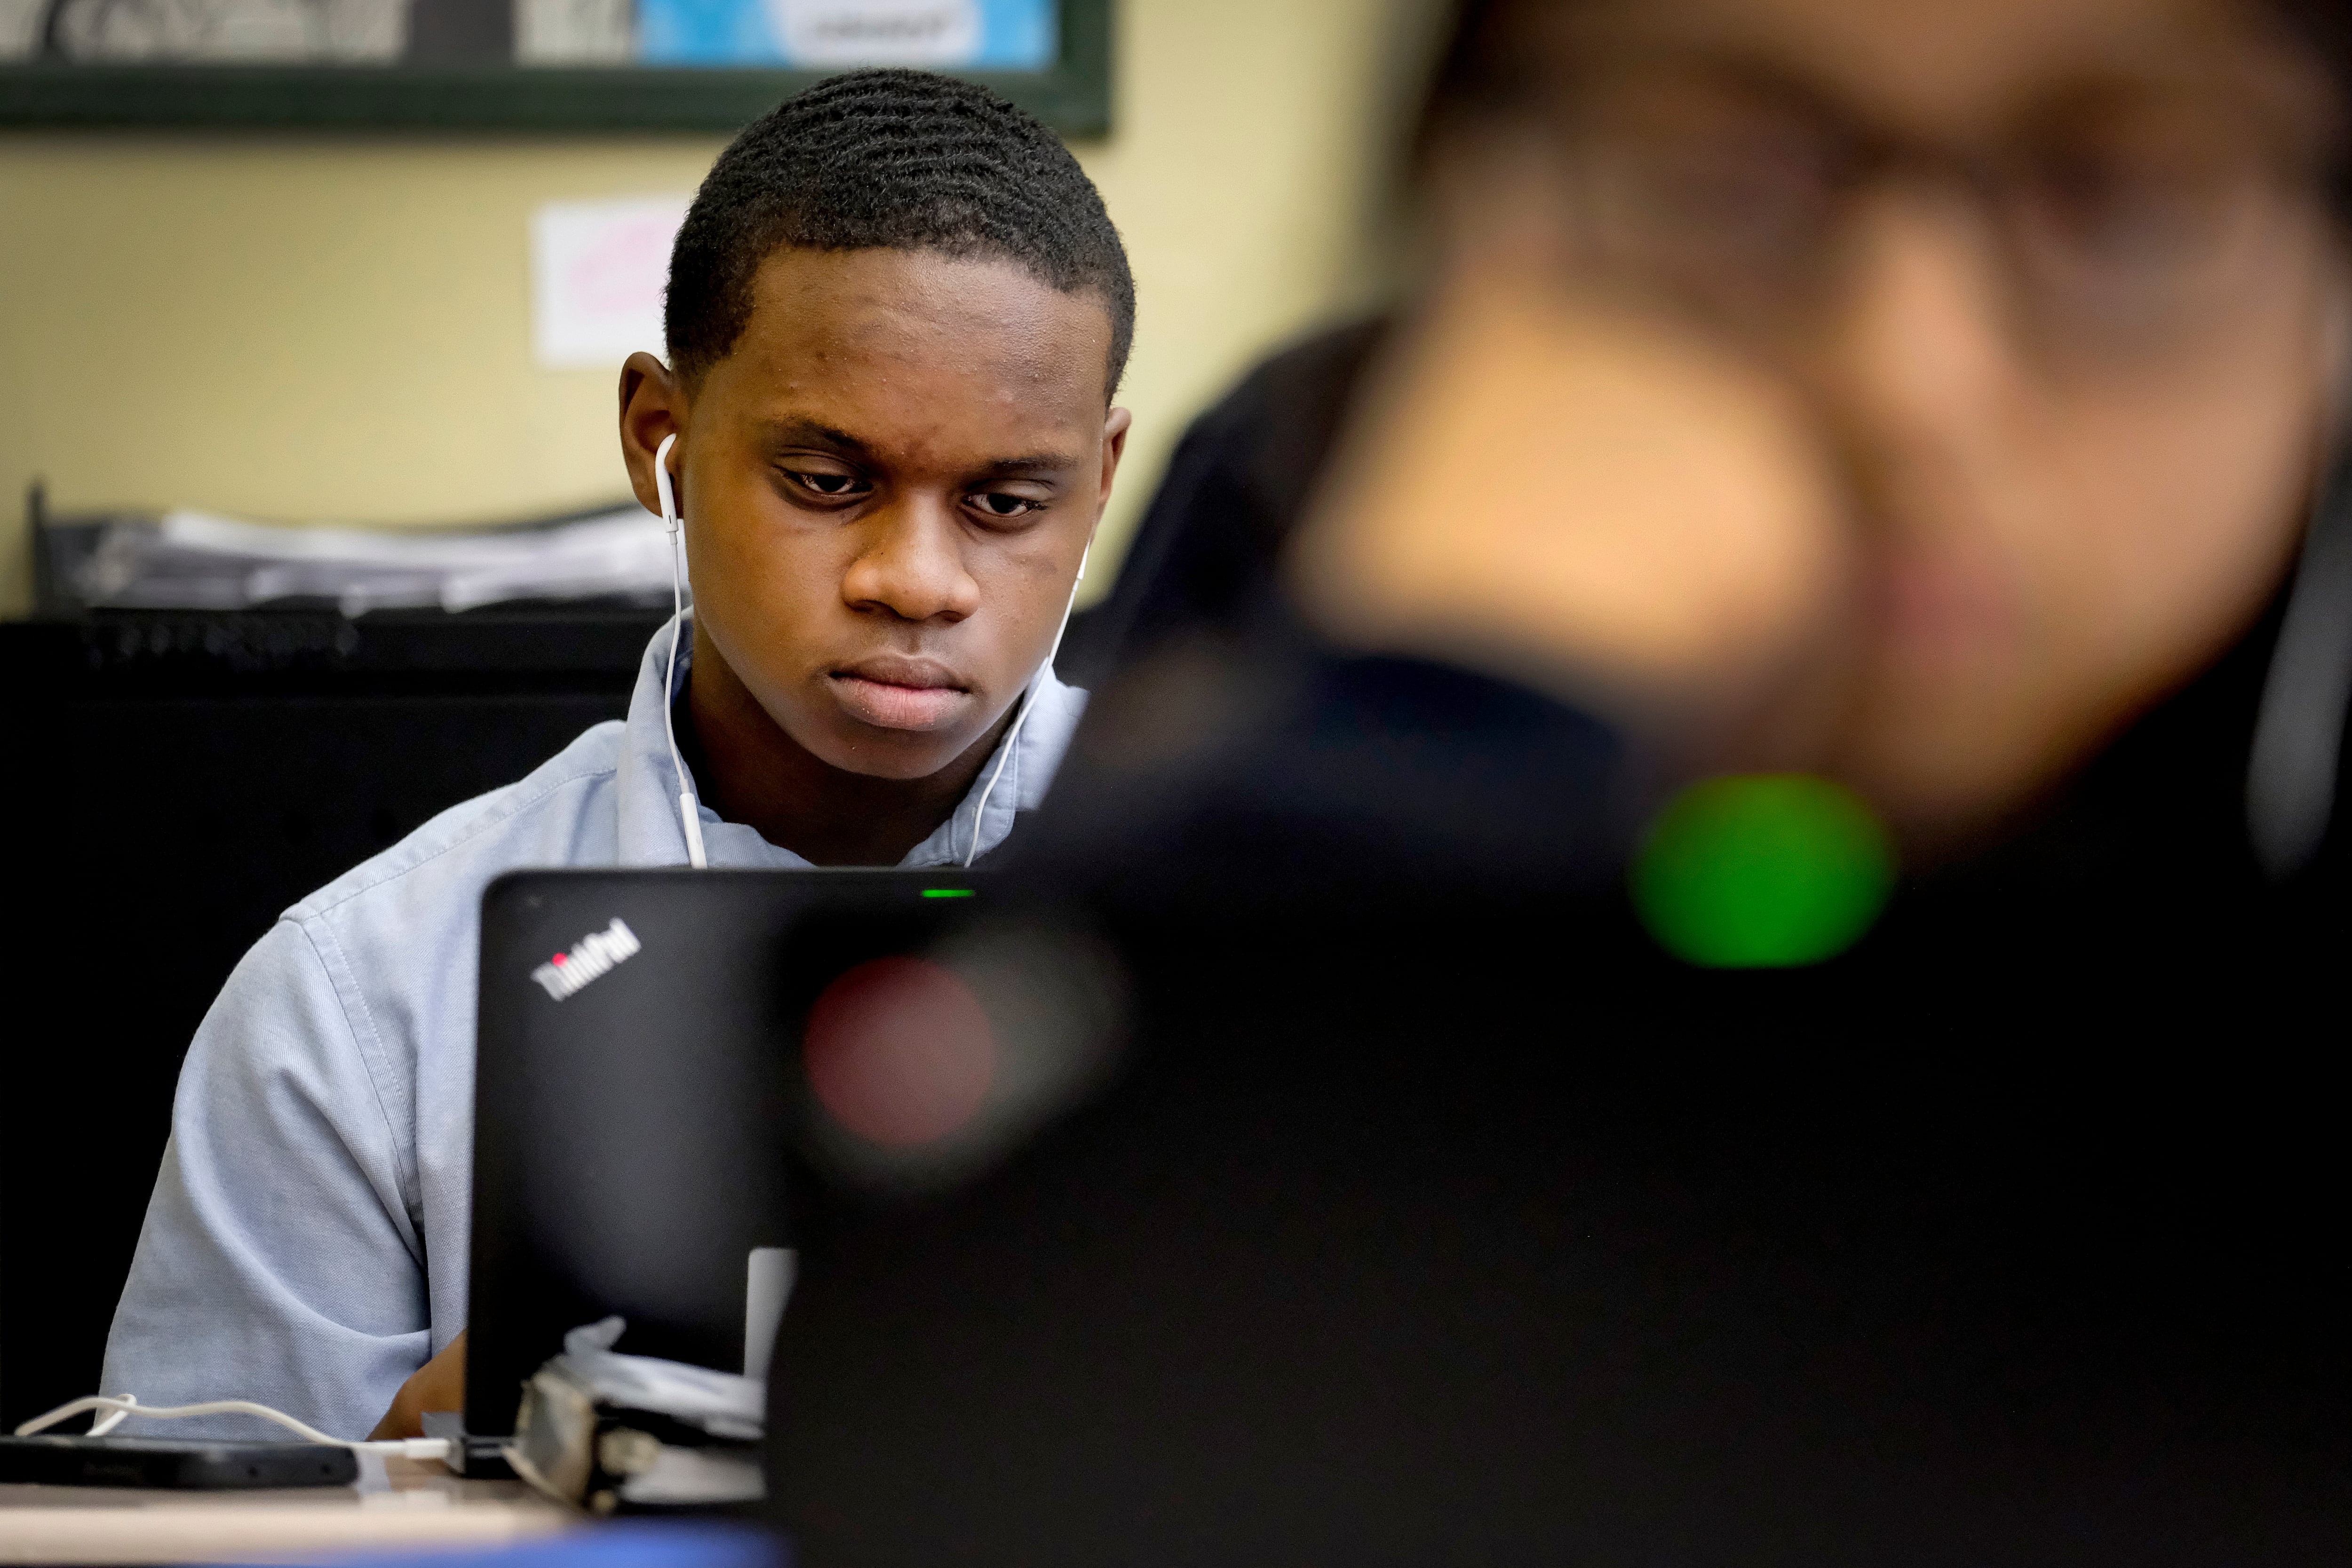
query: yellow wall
0 0 1431 617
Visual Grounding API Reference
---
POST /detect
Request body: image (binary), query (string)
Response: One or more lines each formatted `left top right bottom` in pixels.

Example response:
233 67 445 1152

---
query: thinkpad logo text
531 917 641 1001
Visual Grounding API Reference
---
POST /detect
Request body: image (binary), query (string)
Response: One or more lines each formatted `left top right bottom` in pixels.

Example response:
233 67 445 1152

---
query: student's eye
968 491 1042 520
786 469 868 501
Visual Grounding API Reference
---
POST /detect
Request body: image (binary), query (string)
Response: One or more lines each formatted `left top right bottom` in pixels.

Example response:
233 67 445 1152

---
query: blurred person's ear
2321 258 2352 427
1287 136 1853 758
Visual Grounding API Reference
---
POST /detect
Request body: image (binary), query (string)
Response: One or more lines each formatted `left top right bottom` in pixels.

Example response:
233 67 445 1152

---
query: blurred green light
1632 774 1893 968
920 888 976 899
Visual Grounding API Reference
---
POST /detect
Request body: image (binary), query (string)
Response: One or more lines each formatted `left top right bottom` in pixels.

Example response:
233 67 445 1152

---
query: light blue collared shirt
100 617 1087 1438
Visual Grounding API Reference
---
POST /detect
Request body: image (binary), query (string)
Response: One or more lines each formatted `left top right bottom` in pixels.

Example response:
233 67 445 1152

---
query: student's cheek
985 535 1086 692
692 499 845 690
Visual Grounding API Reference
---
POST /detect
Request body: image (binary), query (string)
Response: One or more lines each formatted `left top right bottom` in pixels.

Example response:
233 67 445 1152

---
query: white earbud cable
653 432 708 870
15 1394 449 1461
962 540 1089 868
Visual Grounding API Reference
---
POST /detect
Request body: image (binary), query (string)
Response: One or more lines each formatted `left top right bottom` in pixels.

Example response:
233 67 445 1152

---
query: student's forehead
724 246 1111 418
1530 0 2287 133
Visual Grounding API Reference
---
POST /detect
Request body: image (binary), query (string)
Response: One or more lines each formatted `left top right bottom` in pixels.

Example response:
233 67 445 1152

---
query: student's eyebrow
979 453 1083 478
763 417 875 459
763 418 1078 477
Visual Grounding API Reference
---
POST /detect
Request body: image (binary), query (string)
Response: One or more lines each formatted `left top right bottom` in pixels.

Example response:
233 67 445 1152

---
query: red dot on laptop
804 956 995 1146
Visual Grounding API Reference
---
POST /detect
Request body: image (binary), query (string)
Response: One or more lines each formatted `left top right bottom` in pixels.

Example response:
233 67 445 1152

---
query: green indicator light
920 888 976 899
1632 774 1893 968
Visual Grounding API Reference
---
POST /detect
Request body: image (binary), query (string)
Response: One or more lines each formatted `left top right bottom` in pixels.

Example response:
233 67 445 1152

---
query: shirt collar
614 614 1088 869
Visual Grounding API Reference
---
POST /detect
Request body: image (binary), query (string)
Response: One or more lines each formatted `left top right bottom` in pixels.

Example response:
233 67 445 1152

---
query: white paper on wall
531 194 691 372
517 0 636 62
768 0 980 64
30 0 405 60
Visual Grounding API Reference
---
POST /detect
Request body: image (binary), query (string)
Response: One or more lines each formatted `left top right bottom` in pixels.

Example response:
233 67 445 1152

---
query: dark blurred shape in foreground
757 0 2352 1558
762 580 2348 1566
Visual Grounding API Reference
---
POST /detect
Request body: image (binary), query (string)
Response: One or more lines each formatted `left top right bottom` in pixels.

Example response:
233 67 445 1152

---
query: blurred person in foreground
762 1 2352 1563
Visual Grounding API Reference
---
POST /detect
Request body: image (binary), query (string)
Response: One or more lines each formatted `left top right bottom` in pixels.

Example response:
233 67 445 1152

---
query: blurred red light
804 956 996 1146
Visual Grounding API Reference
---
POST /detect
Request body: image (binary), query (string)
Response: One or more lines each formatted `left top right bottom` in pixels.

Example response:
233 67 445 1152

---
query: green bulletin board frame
0 0 1109 134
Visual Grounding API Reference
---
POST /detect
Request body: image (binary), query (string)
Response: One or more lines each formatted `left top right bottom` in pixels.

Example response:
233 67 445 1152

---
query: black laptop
461 865 1124 1452
465 867 943 1441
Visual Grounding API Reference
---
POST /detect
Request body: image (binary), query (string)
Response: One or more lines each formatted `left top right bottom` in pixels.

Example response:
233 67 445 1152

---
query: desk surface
0 1456 574 1564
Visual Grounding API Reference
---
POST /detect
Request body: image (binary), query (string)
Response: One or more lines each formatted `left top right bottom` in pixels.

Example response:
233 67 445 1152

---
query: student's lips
828 659 973 730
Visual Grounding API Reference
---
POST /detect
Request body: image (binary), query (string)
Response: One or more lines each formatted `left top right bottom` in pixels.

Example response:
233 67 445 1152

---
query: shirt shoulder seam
283 915 429 1268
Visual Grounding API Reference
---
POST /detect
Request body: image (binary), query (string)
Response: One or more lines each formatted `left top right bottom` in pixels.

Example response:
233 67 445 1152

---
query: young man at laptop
98 69 1134 1441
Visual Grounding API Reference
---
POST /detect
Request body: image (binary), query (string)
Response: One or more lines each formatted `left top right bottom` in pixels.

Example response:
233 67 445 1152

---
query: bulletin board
0 0 1108 134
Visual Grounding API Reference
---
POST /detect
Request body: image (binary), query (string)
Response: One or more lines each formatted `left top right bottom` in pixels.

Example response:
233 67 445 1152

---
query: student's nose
840 499 983 625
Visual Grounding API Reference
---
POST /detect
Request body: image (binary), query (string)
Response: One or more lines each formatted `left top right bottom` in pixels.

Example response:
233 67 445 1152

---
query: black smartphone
0 1434 358 1489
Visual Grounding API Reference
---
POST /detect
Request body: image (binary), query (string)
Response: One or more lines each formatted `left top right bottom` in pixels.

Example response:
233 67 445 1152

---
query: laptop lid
464 865 997 1437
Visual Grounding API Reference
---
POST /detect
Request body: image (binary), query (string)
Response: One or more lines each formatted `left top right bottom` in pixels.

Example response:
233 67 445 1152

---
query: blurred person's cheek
1287 143 1854 754
1803 189 2340 845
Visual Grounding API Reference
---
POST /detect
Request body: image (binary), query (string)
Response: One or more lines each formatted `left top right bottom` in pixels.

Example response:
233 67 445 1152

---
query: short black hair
666 68 1134 397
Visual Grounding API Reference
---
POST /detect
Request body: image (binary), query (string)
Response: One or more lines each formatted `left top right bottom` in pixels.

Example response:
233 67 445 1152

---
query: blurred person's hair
665 68 1135 394
1415 0 2352 206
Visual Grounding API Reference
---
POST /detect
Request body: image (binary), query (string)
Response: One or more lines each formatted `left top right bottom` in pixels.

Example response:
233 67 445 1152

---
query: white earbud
654 431 708 869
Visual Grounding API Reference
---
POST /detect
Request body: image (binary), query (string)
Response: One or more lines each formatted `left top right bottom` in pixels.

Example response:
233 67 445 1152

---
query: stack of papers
67 506 676 616
506 1317 766 1512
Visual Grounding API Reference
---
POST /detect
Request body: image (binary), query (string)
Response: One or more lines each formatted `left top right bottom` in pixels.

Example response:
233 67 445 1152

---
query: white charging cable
961 539 1089 868
15 1394 450 1461
653 432 709 870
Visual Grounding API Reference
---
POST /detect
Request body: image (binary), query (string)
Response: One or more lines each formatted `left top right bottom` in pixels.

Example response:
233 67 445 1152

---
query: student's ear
619 352 689 519
1095 405 1133 527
